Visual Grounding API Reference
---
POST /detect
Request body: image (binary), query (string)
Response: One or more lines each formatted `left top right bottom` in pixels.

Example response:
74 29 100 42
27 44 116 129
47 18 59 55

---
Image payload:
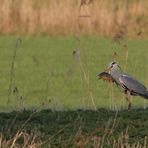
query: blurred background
0 0 148 37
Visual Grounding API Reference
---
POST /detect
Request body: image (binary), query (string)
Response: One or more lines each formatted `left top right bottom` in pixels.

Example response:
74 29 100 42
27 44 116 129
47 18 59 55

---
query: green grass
0 36 148 147
0 36 148 111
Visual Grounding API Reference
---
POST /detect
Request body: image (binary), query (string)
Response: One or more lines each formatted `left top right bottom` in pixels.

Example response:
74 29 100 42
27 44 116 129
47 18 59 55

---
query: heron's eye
112 62 116 65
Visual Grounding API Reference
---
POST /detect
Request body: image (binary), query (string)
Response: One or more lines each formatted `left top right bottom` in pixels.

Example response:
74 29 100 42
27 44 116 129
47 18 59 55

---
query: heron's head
105 61 121 73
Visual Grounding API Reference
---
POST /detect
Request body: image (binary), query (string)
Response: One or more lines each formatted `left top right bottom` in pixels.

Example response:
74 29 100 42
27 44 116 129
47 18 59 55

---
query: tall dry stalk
74 0 96 111
144 54 148 109
7 38 22 105
120 44 129 110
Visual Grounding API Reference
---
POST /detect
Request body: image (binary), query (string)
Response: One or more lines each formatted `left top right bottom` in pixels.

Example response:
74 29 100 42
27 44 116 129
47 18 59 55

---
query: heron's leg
125 91 131 111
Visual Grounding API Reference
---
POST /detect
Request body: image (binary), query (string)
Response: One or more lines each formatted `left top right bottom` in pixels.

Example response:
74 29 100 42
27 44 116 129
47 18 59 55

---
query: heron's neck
110 68 122 80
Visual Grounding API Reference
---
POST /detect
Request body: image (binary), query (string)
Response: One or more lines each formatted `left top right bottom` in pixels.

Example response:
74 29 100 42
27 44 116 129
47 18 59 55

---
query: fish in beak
97 71 114 83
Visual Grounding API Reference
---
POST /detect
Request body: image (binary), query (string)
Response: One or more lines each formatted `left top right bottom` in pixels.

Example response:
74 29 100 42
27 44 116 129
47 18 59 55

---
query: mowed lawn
0 36 148 111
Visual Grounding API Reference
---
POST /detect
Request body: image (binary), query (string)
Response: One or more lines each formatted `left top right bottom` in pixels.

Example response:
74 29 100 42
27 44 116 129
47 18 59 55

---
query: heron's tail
141 91 148 99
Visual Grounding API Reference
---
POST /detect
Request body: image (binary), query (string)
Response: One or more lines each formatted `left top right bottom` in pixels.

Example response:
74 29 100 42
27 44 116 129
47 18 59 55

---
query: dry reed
0 0 148 36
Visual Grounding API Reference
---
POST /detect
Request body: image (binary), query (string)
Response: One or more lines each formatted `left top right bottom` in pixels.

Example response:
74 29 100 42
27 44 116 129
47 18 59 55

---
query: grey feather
119 74 148 99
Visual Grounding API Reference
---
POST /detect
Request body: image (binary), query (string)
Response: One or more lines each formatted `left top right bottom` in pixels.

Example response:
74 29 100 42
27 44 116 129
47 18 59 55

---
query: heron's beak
105 67 111 72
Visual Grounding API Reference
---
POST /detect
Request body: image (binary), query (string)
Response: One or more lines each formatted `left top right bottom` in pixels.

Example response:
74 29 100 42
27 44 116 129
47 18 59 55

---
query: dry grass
0 0 148 36
0 131 42 148
0 129 147 147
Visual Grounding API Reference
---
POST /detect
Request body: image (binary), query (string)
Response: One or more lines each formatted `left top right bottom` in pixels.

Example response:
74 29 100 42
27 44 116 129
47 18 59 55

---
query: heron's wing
119 74 146 95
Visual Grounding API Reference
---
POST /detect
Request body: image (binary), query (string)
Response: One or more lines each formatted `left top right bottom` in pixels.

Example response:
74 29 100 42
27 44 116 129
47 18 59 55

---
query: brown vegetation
0 0 148 36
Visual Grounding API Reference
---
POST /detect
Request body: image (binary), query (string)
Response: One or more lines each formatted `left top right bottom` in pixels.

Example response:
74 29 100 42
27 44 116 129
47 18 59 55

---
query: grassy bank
0 0 148 37
0 36 148 111
0 109 148 147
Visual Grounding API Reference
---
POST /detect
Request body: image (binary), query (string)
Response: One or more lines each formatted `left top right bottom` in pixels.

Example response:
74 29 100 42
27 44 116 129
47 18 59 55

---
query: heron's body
99 62 148 110
109 63 148 99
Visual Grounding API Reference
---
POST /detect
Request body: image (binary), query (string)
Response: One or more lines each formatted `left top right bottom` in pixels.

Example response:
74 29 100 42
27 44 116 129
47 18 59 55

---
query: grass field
0 36 148 111
1 1 148 145
0 36 148 147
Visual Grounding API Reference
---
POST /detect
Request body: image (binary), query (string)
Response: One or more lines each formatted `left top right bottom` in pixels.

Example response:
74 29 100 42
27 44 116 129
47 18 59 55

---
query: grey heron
98 61 148 111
